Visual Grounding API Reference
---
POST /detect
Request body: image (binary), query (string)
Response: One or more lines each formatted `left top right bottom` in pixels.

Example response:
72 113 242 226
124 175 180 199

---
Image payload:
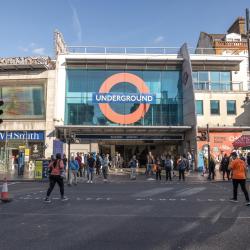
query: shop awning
233 135 250 148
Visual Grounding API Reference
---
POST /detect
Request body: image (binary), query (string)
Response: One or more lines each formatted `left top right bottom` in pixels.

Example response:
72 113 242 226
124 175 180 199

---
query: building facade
195 17 250 162
0 57 56 178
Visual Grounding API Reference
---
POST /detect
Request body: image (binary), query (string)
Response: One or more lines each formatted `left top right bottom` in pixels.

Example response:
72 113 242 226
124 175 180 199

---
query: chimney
227 17 245 34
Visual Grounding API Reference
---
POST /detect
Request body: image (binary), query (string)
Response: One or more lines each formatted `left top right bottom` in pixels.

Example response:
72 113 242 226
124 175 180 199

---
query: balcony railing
66 46 181 55
194 82 243 92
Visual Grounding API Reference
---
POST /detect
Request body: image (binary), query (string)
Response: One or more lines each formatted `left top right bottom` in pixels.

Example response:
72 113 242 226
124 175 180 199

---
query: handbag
60 170 66 179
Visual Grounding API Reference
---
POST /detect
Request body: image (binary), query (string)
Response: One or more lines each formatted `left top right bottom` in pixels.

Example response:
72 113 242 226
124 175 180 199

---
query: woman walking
44 153 68 203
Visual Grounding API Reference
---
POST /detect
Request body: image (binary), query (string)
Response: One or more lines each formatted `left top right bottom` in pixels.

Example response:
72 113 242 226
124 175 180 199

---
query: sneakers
44 197 51 203
229 198 238 203
90 180 93 184
87 180 90 183
61 197 68 202
245 201 250 206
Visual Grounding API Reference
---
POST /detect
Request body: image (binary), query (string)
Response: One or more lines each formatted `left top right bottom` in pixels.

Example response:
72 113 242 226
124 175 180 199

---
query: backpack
178 160 186 170
164 159 172 170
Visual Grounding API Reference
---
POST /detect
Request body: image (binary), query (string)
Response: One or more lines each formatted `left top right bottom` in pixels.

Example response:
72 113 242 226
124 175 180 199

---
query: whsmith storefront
55 44 197 166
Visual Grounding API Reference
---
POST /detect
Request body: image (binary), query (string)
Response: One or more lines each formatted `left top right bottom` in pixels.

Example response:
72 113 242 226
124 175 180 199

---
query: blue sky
0 0 249 57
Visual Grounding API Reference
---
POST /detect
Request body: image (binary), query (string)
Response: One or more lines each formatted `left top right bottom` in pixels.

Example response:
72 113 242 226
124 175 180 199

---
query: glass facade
193 71 231 91
227 100 236 115
65 69 183 126
0 85 45 119
196 100 203 115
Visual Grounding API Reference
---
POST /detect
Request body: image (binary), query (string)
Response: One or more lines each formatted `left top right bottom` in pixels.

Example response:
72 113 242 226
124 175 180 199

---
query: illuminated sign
98 73 151 125
93 93 155 103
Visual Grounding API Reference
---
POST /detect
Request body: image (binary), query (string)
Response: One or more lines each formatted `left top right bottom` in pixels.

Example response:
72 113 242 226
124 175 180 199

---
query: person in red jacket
44 153 68 203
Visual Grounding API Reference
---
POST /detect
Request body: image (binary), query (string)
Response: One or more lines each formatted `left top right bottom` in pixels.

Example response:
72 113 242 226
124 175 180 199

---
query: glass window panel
198 72 209 81
210 100 220 115
196 100 203 115
192 72 198 82
220 72 230 82
210 72 220 82
227 100 236 115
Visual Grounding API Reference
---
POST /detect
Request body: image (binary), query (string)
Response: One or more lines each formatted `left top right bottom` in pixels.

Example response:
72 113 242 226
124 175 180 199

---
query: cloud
18 43 45 55
70 3 82 43
153 36 164 43
32 48 45 55
18 46 29 52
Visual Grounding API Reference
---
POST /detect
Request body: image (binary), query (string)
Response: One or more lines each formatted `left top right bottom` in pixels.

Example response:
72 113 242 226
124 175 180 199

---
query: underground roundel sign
93 73 155 125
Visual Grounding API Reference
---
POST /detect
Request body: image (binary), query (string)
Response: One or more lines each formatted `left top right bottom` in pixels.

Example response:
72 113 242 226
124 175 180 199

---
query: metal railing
66 46 181 55
65 45 248 56
194 81 243 92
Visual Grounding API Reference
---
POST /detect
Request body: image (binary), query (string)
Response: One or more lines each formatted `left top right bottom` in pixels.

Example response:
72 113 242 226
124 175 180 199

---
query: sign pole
207 124 210 168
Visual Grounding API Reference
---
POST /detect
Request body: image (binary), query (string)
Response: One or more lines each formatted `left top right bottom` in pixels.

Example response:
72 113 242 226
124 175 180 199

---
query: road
0 176 249 250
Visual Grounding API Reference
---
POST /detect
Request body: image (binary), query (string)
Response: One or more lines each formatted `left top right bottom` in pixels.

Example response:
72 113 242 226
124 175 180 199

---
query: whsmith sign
0 131 44 141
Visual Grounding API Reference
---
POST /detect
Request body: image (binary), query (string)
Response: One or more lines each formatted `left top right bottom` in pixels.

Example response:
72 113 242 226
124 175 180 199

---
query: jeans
102 166 108 180
146 164 153 176
130 167 136 179
46 175 64 197
165 169 172 181
156 170 161 180
232 179 250 201
87 168 94 181
179 169 185 180
69 169 77 185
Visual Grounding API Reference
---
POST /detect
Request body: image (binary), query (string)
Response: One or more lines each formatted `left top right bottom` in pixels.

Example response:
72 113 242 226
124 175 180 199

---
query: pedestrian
75 152 83 177
62 153 67 170
220 154 230 180
96 153 102 175
187 152 192 171
164 154 173 181
247 152 250 171
102 154 109 182
129 155 138 180
177 155 186 181
155 156 162 181
87 153 96 183
146 151 154 177
68 155 79 186
182 154 189 172
44 153 67 203
229 152 250 206
207 156 216 180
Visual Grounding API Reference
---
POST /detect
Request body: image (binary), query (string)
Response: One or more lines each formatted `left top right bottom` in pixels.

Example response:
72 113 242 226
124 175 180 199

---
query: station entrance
99 141 179 168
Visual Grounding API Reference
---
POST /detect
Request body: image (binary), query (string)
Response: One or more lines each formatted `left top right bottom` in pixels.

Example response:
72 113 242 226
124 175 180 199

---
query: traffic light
197 131 207 141
200 131 207 141
0 100 4 124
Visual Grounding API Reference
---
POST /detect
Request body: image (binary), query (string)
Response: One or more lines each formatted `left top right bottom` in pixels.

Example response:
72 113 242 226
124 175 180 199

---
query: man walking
87 153 96 183
229 152 250 206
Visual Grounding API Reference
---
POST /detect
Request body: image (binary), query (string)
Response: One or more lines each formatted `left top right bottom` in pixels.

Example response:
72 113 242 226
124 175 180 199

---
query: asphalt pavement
0 175 250 250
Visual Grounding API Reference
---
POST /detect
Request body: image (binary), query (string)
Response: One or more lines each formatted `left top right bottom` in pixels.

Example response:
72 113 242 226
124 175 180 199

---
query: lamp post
246 9 250 79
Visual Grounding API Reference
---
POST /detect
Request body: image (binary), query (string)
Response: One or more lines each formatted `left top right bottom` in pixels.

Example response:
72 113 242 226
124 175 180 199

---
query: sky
0 0 249 58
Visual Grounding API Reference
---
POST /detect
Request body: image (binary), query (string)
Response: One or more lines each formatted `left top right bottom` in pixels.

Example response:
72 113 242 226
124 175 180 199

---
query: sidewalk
0 167 249 182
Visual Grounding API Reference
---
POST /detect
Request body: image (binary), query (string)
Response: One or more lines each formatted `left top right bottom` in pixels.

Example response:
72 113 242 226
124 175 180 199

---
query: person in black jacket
207 156 216 180
220 153 230 180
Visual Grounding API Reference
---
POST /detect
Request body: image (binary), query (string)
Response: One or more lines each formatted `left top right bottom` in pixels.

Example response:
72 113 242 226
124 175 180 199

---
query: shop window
0 85 45 119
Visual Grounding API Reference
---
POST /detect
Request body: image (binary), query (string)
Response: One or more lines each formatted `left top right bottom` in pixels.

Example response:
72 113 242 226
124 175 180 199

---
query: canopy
232 135 250 148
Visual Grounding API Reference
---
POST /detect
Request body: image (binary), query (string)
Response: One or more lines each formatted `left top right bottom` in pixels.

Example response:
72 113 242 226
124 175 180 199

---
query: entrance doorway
99 142 179 168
